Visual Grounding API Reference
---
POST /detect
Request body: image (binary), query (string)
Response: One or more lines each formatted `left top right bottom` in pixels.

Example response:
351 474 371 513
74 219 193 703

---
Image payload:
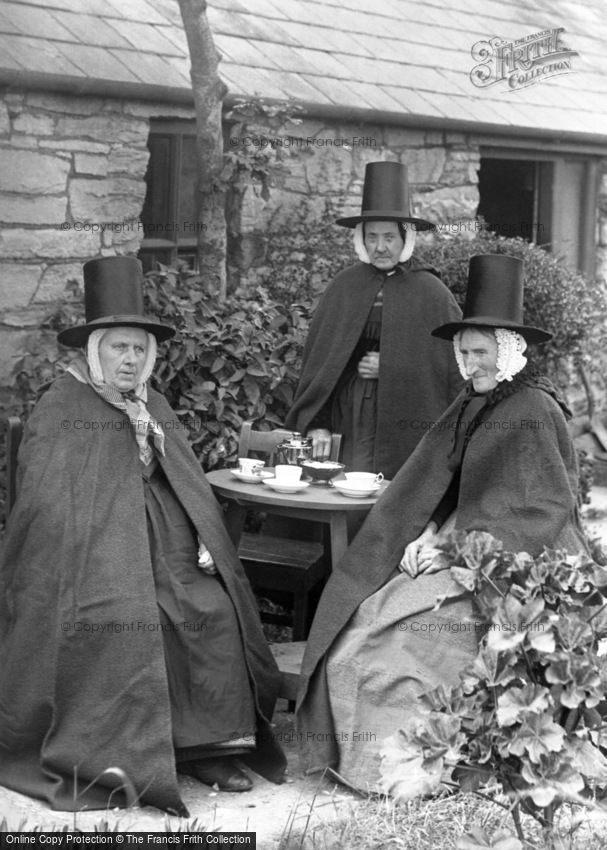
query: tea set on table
230 432 384 498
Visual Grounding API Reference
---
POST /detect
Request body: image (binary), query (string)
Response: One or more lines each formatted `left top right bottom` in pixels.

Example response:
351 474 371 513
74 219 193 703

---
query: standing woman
296 254 589 793
0 257 285 814
286 161 463 480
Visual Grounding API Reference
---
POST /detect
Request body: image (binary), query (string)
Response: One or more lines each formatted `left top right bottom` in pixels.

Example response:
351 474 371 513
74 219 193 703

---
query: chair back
1 415 23 517
238 421 341 465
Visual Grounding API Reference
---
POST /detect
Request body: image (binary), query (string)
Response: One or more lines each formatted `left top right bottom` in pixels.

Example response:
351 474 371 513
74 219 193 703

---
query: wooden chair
1 415 23 520
236 421 342 641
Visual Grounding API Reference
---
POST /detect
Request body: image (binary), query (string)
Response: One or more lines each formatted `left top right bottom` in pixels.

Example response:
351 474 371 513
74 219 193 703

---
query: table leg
329 512 349 570
222 502 247 547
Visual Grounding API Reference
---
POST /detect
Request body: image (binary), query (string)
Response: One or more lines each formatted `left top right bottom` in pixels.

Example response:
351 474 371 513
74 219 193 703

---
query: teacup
345 471 384 485
274 464 303 482
239 457 266 475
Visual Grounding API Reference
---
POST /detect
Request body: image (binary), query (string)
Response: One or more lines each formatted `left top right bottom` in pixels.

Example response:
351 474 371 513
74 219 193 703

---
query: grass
277 792 607 850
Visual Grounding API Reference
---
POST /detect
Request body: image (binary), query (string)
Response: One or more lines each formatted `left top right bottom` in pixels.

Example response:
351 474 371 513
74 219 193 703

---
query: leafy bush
379 530 607 848
142 265 311 467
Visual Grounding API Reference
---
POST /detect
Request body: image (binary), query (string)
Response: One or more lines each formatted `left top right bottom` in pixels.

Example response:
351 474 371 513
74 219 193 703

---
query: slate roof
1 0 606 143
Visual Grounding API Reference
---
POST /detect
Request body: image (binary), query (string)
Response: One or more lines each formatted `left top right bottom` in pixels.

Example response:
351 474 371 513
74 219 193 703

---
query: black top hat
336 161 435 230
57 256 175 349
431 254 552 344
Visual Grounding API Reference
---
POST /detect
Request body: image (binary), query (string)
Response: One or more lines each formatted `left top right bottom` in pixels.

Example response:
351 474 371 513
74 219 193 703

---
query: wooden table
206 469 388 571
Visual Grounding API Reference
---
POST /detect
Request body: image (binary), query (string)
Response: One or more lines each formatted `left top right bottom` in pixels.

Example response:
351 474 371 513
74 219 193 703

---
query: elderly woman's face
99 327 149 392
458 328 499 393
363 221 404 269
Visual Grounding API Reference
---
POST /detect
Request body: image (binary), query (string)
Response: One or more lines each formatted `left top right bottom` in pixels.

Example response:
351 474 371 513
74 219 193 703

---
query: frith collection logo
470 27 578 91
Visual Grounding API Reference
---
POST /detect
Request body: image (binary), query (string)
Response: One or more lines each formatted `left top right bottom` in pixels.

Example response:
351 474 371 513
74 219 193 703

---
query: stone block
26 91 112 116
0 102 9 136
56 114 149 146
0 150 70 194
0 228 99 259
4 93 24 114
414 186 480 225
7 136 39 150
0 263 41 310
303 145 352 195
35 262 83 303
0 195 67 225
280 155 308 194
74 154 109 177
384 127 426 148
12 112 55 136
401 147 446 186
105 232 143 254
441 149 481 188
2 304 50 328
445 132 469 145
123 99 195 120
39 139 110 154
69 177 146 224
107 146 149 176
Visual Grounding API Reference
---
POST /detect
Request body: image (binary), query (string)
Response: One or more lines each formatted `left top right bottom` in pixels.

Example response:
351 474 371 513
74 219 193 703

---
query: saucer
231 469 272 484
262 478 310 494
331 481 381 499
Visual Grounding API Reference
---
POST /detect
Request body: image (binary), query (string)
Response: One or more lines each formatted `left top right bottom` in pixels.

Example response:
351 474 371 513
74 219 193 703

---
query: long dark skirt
332 373 378 473
142 460 256 761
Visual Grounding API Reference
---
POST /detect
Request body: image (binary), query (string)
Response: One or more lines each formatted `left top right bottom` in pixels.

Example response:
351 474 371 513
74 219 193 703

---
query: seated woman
295 254 589 794
0 257 285 814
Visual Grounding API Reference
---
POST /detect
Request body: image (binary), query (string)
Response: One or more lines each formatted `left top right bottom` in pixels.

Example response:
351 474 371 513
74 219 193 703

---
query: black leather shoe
184 757 253 792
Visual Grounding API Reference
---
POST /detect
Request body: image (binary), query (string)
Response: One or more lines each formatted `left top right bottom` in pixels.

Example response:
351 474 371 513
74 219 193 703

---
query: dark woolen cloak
0 374 285 813
296 378 588 773
285 262 464 478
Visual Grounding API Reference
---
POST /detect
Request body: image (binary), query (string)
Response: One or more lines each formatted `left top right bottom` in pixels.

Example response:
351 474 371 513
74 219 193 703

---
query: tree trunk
177 0 228 299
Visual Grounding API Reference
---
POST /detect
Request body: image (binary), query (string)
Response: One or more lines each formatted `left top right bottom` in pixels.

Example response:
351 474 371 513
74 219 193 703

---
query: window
139 121 199 273
478 150 598 275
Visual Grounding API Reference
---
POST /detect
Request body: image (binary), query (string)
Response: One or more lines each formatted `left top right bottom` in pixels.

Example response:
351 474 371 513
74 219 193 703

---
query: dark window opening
139 126 199 273
477 158 552 247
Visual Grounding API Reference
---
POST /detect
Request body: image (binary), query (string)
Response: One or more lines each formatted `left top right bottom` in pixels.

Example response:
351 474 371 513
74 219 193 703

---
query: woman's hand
358 352 380 380
307 428 332 461
399 524 443 577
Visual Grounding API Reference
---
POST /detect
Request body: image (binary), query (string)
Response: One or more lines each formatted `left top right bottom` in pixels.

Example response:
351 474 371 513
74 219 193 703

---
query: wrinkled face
363 221 404 270
98 327 148 392
458 328 499 393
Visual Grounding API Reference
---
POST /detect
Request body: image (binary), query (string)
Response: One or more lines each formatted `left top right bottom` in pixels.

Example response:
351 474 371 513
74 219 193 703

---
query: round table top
206 468 389 511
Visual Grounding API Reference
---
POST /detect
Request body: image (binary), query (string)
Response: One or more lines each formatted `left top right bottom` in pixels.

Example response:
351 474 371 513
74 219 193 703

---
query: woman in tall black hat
0 256 286 814
286 161 463 480
295 253 589 794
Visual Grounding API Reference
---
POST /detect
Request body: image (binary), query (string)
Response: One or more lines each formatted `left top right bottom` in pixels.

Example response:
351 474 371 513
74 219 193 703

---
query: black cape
0 375 286 813
296 377 589 773
286 262 464 478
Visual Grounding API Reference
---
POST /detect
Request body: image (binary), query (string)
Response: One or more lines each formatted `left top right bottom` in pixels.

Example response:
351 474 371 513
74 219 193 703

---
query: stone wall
2 88 605 395
0 89 194 386
230 117 480 283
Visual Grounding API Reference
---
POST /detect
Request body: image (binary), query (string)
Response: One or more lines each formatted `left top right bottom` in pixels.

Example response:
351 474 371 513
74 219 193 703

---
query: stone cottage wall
231 116 480 284
0 89 193 387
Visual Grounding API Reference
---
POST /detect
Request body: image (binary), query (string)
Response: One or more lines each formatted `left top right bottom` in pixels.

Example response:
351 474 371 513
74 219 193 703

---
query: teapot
276 432 313 466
